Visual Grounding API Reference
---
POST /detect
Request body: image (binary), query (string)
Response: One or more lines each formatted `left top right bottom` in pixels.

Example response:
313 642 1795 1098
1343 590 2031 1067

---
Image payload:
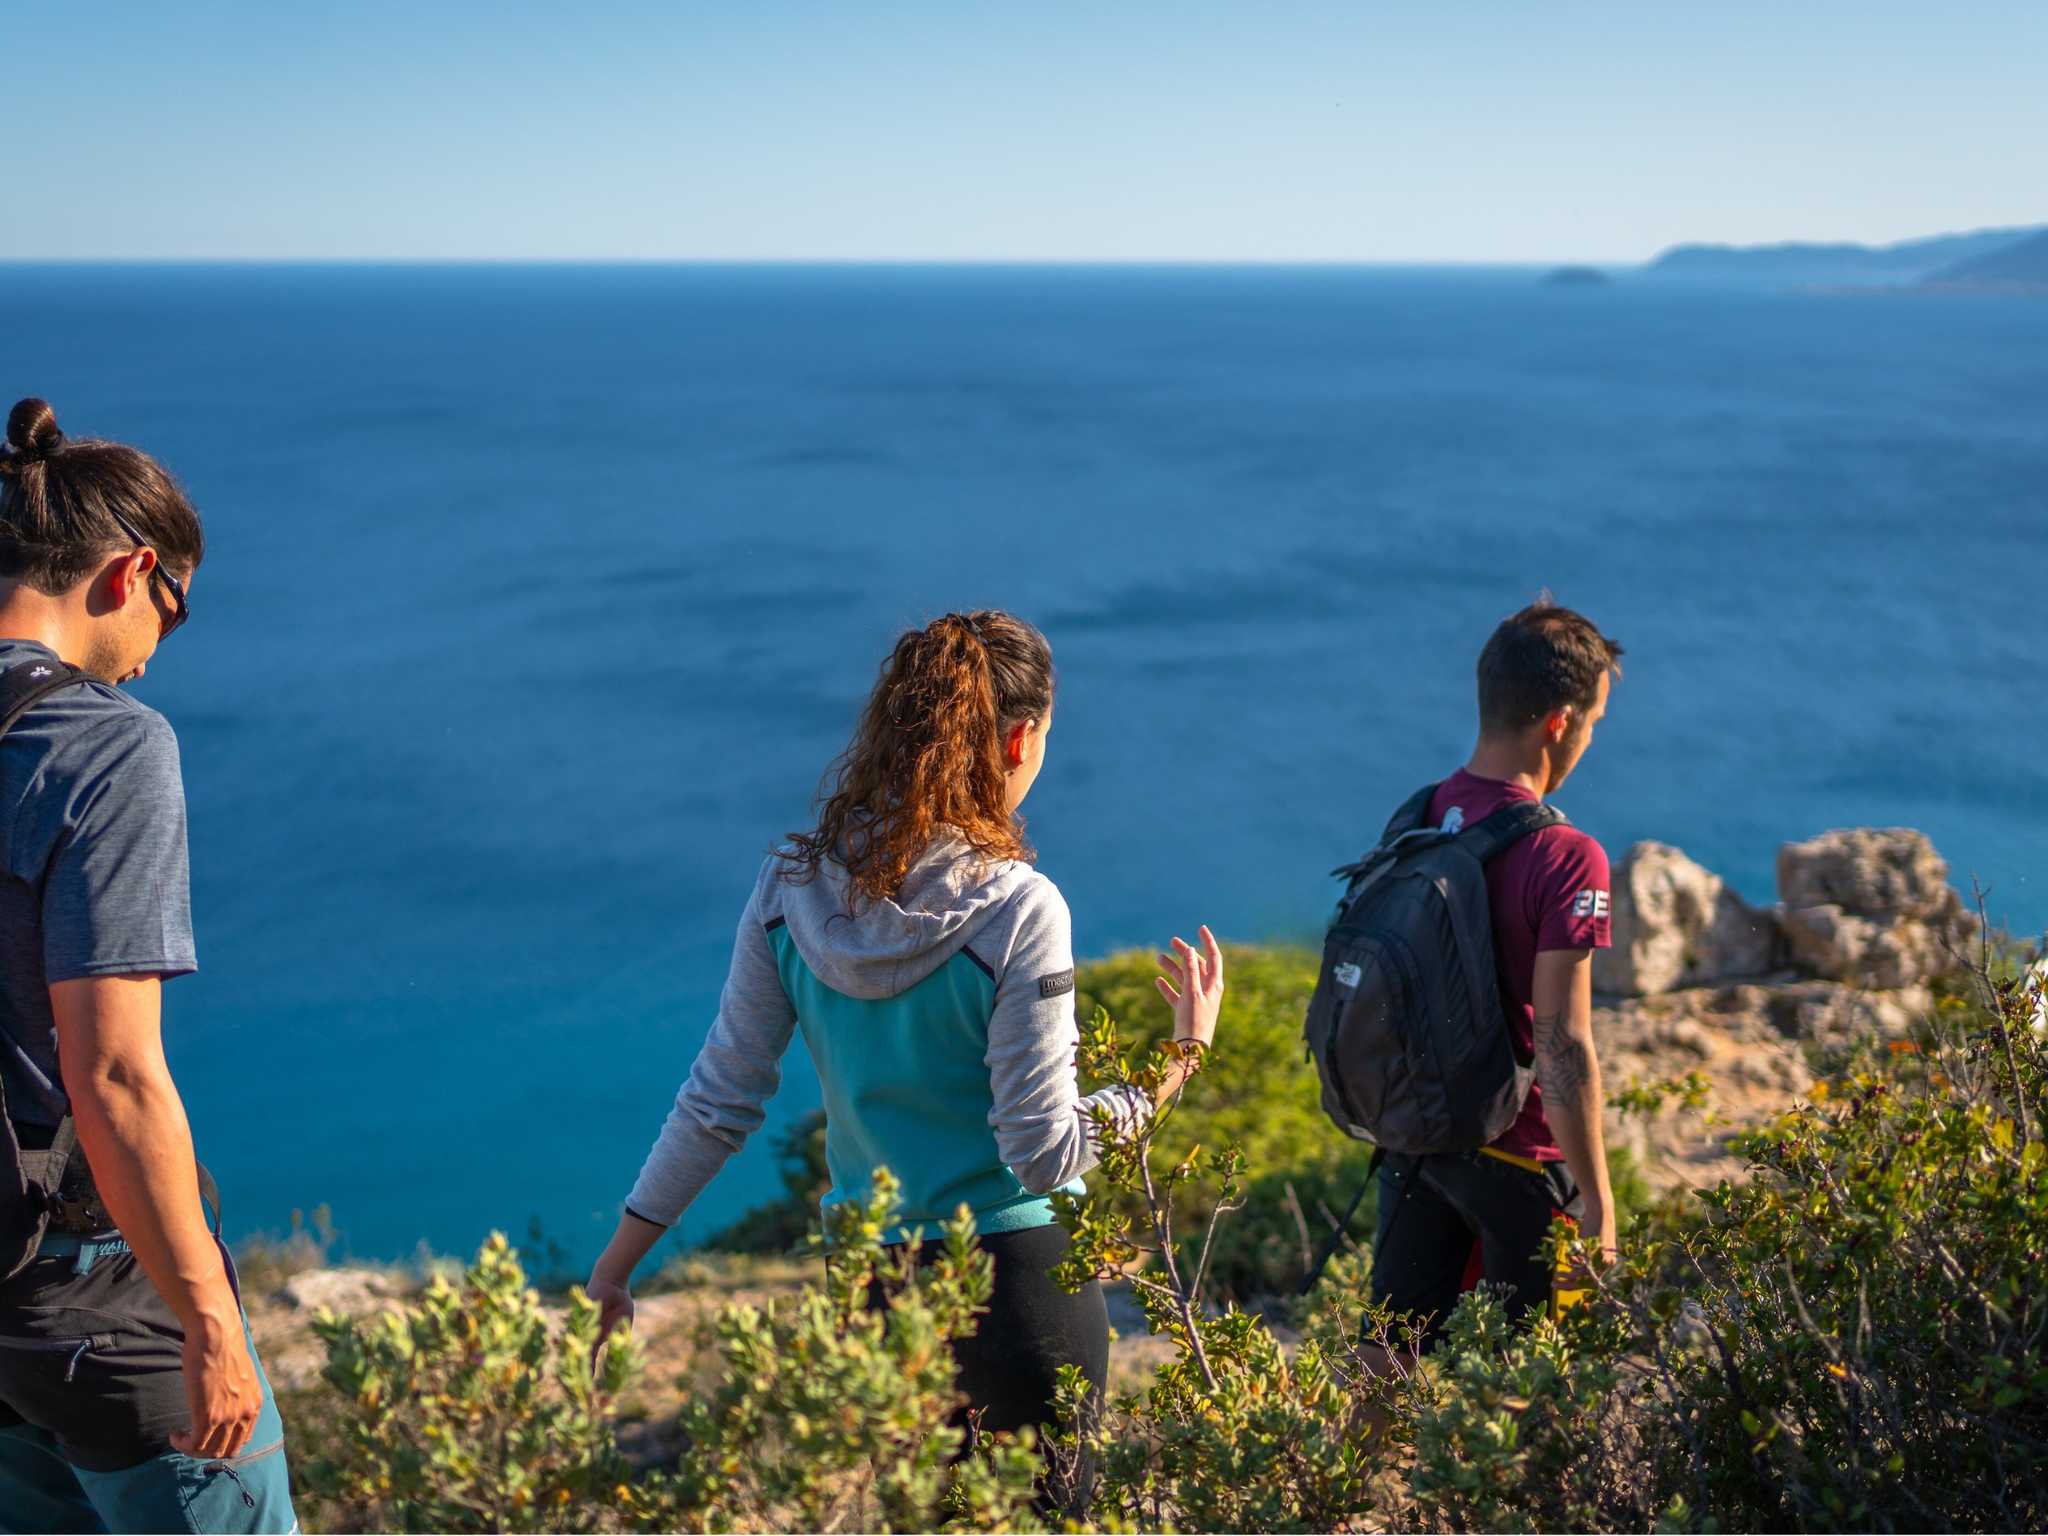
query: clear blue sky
10 0 2044 263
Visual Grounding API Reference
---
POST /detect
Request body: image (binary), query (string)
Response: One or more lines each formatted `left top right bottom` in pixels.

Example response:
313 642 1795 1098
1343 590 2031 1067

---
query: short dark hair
1475 596 1623 736
0 397 205 596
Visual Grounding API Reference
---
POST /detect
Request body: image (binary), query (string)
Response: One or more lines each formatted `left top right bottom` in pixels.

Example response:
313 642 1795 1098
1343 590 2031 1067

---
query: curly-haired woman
586 611 1223 1507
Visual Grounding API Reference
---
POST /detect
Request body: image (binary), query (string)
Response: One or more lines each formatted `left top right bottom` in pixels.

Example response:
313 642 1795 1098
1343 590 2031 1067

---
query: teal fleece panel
768 925 1072 1237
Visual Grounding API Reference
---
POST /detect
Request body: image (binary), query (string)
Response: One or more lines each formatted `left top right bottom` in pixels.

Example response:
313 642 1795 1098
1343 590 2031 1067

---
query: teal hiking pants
0 1233 297 1534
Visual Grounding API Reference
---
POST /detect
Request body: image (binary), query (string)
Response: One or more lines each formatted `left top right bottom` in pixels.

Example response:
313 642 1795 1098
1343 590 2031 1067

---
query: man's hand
53 976 269 1458
1580 1196 1619 1264
171 1307 263 1459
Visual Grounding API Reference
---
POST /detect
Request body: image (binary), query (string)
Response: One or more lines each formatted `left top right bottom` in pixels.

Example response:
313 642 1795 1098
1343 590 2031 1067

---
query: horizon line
0 255 1652 269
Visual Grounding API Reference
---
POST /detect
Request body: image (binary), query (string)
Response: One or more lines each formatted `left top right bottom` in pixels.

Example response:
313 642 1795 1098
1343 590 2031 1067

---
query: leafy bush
285 932 2046 1533
1077 943 1652 1302
301 1234 641 1533
1046 919 2047 1533
1049 1007 1424 1531
1590 936 2048 1530
646 1167 1042 1533
1077 944 1381 1301
295 1176 1040 1534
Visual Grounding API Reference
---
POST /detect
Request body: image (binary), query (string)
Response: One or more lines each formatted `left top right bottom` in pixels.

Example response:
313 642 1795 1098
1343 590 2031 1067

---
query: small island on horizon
1543 264 1613 288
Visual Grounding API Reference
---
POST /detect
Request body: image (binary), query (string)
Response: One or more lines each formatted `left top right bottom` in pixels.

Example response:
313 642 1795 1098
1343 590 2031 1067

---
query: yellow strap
1476 1145 1546 1175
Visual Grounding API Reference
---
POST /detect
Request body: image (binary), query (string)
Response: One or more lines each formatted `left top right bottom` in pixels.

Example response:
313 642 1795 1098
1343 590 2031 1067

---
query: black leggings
874 1221 1107 1515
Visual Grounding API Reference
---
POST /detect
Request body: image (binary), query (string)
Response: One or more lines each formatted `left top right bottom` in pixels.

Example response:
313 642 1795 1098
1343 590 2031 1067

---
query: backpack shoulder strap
1378 782 1439 843
1455 798 1568 865
1332 783 1443 882
0 658 92 739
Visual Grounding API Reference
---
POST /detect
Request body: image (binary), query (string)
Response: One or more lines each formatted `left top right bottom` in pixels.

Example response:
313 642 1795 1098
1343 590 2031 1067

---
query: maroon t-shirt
1426 769 1611 1161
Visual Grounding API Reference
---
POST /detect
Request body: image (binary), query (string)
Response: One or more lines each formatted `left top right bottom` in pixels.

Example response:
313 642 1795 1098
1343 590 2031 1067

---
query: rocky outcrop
1591 827 1975 1192
1776 827 1958 918
1777 906 1959 990
279 1266 403 1313
1595 843 1780 996
1776 828 1973 989
1597 828 1968 1000
1599 979 1933 1192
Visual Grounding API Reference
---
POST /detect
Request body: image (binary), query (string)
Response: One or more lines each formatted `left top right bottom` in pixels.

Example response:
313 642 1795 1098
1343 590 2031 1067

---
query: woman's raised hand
1156 924 1226 1052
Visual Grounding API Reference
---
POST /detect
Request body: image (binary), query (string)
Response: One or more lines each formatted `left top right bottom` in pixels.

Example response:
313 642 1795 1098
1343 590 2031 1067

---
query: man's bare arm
52 975 262 1457
1530 948 1617 1259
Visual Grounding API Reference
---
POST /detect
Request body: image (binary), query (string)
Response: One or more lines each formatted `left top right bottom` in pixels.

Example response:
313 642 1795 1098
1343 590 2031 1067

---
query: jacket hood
771 836 1033 1001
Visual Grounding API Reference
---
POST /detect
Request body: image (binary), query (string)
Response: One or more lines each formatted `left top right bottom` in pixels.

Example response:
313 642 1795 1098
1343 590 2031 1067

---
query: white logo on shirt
1572 889 1611 919
28 666 51 679
1440 806 1465 833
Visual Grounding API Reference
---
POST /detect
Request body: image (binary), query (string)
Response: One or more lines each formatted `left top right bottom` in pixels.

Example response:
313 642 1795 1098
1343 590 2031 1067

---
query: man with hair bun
0 399 295 1533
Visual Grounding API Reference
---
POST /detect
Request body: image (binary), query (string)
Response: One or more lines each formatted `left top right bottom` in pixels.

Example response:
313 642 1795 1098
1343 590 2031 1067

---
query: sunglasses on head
103 508 190 641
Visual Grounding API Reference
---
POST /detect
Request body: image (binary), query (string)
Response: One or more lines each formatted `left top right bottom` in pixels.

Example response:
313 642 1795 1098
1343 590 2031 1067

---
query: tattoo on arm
1534 1007 1595 1102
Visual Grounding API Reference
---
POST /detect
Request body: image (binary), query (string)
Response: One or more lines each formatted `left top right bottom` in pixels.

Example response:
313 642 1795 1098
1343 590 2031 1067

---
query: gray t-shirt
0 639 196 1129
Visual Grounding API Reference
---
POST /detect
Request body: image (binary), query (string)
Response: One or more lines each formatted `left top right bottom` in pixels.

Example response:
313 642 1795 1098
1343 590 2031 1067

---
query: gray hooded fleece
625 838 1146 1234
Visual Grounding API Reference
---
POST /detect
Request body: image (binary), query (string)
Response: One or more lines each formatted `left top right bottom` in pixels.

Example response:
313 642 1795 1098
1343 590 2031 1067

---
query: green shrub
646 1167 1043 1533
1076 943 1654 1302
1596 941 2048 1530
301 1234 642 1533
295 1177 1042 1535
287 933 2047 1533
1048 923 2047 1533
1048 1006 1426 1531
1077 945 1381 1301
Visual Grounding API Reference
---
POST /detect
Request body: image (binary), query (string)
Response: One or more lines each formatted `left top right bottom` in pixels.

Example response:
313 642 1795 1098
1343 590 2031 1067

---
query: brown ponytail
783 610 1056 905
0 397 205 595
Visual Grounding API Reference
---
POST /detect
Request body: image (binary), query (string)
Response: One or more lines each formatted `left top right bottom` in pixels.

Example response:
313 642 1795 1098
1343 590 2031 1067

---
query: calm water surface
4 263 2042 1260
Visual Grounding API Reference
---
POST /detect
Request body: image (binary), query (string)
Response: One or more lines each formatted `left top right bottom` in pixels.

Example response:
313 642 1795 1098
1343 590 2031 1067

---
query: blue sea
5 263 2044 1264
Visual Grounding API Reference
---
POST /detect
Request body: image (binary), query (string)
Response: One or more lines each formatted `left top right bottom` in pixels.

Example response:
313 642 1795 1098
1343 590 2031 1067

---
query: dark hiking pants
1367 1147 1584 1353
0 1231 296 1534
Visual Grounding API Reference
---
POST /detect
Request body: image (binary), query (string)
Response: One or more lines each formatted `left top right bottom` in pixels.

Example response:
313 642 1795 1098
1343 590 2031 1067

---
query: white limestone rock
1777 827 1960 920
1595 841 1780 996
279 1267 398 1313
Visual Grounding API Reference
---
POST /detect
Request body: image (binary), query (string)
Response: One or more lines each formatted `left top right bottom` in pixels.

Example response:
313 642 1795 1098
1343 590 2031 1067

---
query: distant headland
1642 221 2048 292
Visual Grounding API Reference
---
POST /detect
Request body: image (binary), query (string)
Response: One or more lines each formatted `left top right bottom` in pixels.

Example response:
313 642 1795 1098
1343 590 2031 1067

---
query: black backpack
0 659 221 1281
1295 782 1565 1292
1306 781 1566 1155
0 656 97 1279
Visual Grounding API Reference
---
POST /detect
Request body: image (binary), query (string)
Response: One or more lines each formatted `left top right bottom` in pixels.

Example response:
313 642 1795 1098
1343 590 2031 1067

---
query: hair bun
4 398 62 462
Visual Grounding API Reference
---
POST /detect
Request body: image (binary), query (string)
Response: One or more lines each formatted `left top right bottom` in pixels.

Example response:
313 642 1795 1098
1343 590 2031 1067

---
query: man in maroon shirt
1365 598 1623 1357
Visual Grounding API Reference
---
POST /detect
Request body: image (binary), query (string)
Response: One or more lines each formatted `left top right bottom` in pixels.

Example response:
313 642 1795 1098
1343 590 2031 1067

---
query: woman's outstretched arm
589 870 797 1346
